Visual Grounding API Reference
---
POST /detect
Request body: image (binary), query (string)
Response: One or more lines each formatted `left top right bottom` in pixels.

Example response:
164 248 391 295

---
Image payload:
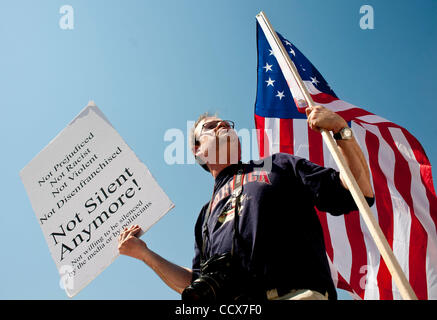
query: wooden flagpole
256 11 418 300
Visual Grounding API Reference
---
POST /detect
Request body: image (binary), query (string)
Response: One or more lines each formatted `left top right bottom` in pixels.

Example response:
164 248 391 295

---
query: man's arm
306 105 374 198
118 225 193 294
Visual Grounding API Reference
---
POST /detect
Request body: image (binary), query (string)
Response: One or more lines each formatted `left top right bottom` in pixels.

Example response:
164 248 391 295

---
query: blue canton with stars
254 22 338 119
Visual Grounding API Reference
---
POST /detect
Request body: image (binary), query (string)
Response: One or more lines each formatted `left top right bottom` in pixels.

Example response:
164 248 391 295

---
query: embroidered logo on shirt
211 170 271 212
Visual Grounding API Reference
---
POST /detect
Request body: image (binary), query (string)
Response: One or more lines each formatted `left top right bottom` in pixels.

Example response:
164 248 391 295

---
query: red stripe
254 114 269 158
315 208 334 261
365 130 394 299
343 210 368 299
307 126 324 166
311 92 339 104
379 126 428 300
308 101 375 124
279 118 293 154
336 108 374 122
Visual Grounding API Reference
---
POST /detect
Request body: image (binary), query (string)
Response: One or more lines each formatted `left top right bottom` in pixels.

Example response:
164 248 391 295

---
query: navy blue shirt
192 153 374 300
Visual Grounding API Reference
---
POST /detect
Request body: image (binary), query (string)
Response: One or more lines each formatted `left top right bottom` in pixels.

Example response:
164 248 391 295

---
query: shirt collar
213 162 243 189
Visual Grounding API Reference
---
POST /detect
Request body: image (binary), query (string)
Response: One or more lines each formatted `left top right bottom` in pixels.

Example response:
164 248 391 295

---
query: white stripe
323 141 353 285
287 79 306 104
264 118 280 155
319 99 355 112
321 131 337 170
292 119 309 160
356 114 390 124
264 118 279 156
353 123 380 300
304 80 323 95
389 127 437 299
361 123 412 300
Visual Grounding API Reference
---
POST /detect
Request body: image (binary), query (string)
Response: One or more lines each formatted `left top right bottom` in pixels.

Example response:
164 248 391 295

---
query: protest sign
20 101 174 297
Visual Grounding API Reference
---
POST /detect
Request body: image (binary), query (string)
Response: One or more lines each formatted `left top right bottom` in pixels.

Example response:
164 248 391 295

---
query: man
118 105 374 300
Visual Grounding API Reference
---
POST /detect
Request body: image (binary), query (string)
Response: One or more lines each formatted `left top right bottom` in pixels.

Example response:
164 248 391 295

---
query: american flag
254 21 437 300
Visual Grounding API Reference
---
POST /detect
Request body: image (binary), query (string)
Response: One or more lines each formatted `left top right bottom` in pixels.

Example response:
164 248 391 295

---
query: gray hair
189 112 217 172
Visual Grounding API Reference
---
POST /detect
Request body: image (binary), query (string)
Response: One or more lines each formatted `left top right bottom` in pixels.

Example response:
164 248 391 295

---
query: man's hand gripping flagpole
256 11 418 300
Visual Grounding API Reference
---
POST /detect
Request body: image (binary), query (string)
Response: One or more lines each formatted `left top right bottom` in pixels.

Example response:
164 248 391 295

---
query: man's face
194 117 240 167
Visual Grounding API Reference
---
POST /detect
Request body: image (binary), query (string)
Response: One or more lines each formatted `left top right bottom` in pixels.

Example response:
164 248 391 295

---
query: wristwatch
333 127 353 140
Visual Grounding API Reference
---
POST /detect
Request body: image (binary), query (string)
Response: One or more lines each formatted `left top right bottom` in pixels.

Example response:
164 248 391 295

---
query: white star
289 48 295 56
269 49 274 56
276 91 285 100
311 76 320 86
265 77 275 87
263 63 273 72
284 40 292 46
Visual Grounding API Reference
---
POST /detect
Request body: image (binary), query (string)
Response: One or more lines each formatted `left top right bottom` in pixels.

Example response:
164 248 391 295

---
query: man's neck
208 163 234 179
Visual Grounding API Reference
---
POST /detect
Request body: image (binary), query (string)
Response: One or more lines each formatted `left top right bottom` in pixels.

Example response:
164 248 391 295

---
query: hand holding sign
118 225 148 261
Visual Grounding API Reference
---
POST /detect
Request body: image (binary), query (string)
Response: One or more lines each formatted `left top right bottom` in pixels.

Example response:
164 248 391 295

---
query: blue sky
0 0 436 300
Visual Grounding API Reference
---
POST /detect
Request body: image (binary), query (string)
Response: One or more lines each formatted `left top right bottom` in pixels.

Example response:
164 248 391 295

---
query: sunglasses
195 120 235 145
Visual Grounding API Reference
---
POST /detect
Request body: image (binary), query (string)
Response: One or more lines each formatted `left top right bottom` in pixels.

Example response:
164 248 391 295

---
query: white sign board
20 102 174 297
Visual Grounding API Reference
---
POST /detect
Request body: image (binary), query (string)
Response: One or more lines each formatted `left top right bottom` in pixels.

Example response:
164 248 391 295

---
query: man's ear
193 143 204 162
194 143 201 158
194 144 208 168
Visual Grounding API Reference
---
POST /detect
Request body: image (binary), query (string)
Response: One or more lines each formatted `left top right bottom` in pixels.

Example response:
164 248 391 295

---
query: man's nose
215 121 229 131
